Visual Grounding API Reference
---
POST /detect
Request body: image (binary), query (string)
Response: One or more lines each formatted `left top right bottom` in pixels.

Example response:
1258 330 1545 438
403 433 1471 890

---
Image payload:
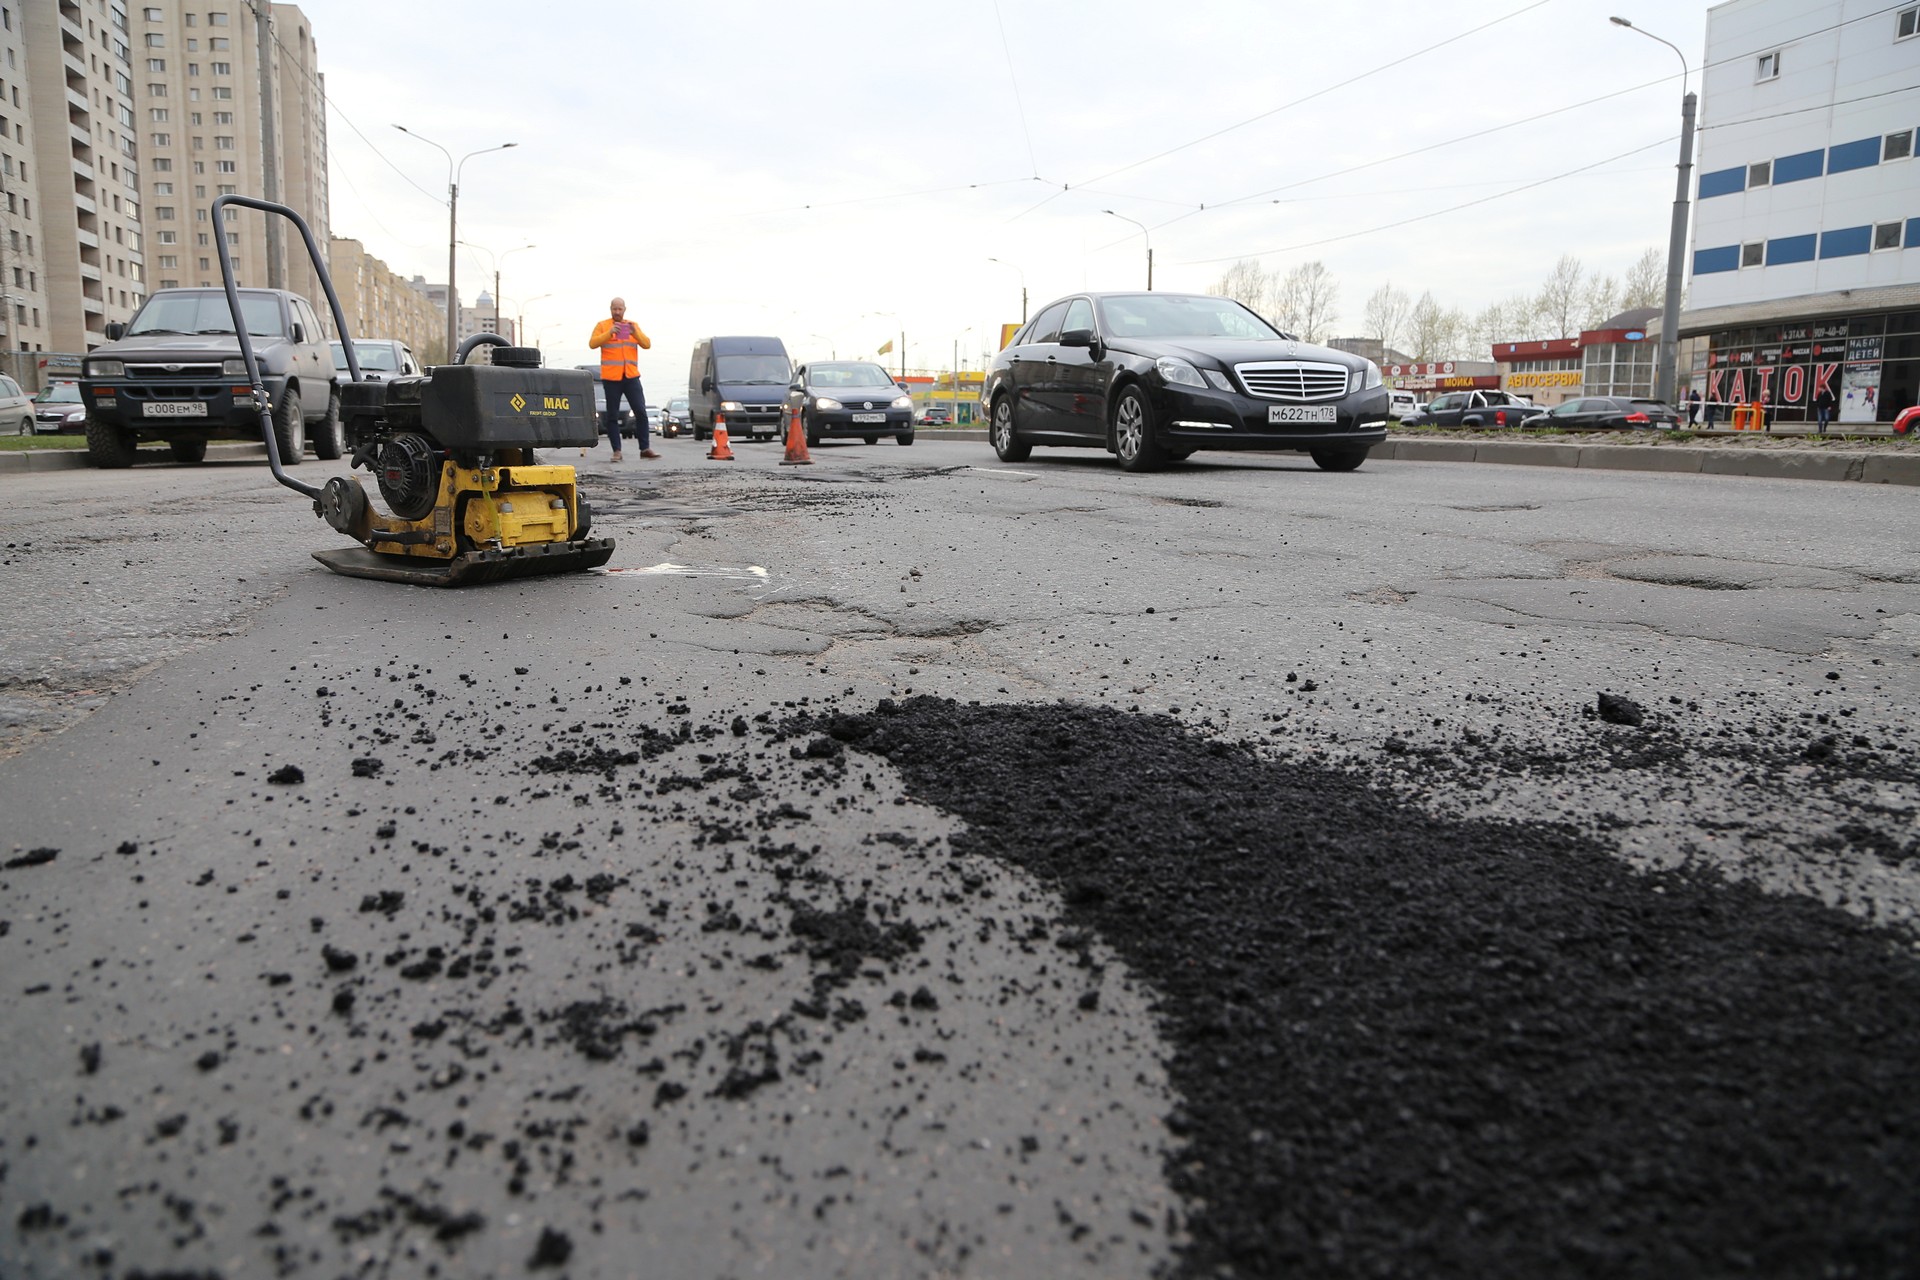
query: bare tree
1406 291 1449 361
1620 246 1664 311
1582 272 1620 330
1276 260 1339 343
1536 254 1587 338
1208 260 1275 317
1362 282 1412 356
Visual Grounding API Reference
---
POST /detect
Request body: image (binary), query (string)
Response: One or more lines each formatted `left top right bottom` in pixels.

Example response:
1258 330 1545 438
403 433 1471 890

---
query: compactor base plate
313 538 615 587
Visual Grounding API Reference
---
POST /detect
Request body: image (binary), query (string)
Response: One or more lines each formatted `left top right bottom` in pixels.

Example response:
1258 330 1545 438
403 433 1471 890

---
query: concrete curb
0 442 268 474
1373 436 1917 487
4 432 1912 486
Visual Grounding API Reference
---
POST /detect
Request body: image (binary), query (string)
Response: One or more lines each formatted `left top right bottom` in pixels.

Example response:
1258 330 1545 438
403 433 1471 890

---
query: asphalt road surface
2 436 1917 1279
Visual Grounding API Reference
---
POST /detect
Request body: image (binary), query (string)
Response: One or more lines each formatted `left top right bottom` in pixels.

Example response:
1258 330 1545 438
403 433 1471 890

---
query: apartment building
1681 0 1920 423
328 237 445 364
131 2 327 308
16 0 147 363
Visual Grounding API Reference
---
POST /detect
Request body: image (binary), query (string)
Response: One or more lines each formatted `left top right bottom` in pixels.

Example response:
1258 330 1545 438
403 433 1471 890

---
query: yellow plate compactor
218 194 613 586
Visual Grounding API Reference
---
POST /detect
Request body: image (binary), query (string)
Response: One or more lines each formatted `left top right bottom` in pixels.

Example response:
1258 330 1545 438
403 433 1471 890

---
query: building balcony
66 87 89 116
63 49 87 80
82 295 105 315
79 261 102 282
72 192 97 216
75 228 100 250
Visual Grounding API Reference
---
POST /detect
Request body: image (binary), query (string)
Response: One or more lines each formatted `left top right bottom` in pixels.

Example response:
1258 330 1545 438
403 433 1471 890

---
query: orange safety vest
590 318 650 379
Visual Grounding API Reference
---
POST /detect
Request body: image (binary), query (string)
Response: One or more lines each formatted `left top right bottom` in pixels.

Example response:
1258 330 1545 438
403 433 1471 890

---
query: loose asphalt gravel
4 443 1920 1279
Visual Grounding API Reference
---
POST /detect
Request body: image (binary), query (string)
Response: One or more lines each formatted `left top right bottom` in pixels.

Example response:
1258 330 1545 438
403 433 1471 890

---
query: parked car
0 373 33 435
331 338 420 381
786 360 915 446
980 291 1389 472
79 286 341 468
31 380 87 434
1388 389 1420 420
580 372 634 437
689 336 792 441
1520 396 1683 430
1892 404 1918 436
917 405 952 426
662 395 691 437
645 404 665 437
1399 389 1536 428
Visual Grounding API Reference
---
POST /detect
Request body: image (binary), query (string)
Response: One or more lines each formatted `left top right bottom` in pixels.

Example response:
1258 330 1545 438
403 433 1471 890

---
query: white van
1389 389 1420 420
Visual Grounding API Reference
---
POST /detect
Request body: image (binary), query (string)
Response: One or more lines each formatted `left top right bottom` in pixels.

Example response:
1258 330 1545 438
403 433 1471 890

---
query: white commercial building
1681 0 1919 424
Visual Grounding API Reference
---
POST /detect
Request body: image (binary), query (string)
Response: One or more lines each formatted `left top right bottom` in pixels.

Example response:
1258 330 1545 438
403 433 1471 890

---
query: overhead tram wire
1180 135 1678 266
1004 0 1558 224
992 0 1041 182
1146 0 1914 239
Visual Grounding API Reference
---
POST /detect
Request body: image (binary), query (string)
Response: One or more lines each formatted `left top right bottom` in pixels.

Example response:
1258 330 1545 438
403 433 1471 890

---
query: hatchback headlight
87 359 125 378
891 395 913 410
813 397 843 411
1155 356 1206 388
1356 361 1383 392
223 358 249 376
64 407 88 423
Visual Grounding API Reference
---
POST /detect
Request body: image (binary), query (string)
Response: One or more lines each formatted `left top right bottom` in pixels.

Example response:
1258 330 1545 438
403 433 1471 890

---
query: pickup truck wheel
312 388 344 460
990 395 1030 462
1112 385 1163 473
168 438 208 464
273 386 305 465
85 415 140 468
1310 447 1369 472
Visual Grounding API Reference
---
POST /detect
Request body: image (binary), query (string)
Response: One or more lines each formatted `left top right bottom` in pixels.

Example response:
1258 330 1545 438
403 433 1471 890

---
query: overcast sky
300 0 1718 384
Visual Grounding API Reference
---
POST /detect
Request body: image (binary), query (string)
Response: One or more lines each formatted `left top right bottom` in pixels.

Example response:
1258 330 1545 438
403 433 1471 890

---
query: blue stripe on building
1698 166 1746 199
1772 149 1825 184
1694 245 1741 274
1766 233 1818 265
1827 137 1881 174
1908 217 1920 250
1820 225 1872 257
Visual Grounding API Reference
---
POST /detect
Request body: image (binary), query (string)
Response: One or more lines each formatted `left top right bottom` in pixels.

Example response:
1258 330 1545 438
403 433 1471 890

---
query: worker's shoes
639 449 661 459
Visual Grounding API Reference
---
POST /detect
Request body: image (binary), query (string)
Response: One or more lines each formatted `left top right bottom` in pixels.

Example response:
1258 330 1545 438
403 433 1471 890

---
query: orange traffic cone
780 403 814 466
707 416 736 461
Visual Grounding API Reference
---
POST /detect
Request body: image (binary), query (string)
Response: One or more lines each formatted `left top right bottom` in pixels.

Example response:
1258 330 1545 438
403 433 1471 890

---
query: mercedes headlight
1356 361 1383 392
813 397 843 411
87 359 125 378
1155 356 1206 388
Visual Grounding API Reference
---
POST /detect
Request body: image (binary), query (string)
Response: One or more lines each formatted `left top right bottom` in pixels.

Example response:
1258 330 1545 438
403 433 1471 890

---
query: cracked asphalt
2 437 1917 1278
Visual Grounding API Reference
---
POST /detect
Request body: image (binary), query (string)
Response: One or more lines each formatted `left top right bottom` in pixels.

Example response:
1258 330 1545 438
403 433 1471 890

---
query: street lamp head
1609 16 1632 27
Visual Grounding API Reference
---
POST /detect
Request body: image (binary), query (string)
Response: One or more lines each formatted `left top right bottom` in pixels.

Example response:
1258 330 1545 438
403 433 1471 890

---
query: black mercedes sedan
786 360 916 446
981 292 1389 472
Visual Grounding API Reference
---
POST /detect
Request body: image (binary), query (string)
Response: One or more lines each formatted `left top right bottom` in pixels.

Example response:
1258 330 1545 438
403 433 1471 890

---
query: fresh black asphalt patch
805 696 1920 1279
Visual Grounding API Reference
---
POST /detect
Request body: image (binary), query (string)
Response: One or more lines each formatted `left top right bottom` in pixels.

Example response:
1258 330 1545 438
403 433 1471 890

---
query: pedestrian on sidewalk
589 298 657 461
1813 383 1837 434
1686 388 1701 425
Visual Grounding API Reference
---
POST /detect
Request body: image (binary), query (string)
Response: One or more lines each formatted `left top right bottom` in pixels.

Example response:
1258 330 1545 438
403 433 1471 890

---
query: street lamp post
1610 16 1696 407
987 257 1027 323
951 327 972 424
394 126 517 362
513 293 554 350
1103 210 1153 290
459 240 535 342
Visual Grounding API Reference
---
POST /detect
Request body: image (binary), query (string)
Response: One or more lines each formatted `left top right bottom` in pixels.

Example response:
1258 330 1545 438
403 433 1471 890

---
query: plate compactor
217 194 613 587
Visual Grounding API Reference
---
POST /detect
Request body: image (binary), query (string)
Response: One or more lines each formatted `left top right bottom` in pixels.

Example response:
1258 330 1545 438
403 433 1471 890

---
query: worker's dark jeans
602 377 649 452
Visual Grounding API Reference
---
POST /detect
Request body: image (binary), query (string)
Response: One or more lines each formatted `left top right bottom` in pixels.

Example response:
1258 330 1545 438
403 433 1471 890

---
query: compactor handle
212 194 358 500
